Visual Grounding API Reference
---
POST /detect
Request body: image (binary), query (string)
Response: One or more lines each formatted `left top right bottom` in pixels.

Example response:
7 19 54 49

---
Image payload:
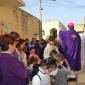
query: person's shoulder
32 75 41 85
59 30 67 34
7 54 19 62
1 53 14 59
32 75 41 81
0 53 18 64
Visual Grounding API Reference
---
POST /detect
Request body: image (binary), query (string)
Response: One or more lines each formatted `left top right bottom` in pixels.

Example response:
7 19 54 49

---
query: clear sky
21 0 85 26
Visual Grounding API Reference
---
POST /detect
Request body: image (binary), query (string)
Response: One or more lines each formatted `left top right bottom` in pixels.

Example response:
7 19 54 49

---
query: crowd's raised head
40 57 57 69
9 31 21 41
16 39 26 48
0 34 16 51
55 53 64 63
50 49 58 59
48 36 55 42
67 22 74 28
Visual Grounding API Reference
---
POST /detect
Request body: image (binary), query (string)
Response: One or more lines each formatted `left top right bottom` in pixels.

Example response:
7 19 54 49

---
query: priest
59 22 81 71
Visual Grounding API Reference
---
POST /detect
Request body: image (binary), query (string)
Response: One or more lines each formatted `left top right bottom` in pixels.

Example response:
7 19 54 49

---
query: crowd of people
0 22 81 85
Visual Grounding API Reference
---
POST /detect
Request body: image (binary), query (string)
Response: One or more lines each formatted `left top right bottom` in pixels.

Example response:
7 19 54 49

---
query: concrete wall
0 3 40 40
42 20 66 39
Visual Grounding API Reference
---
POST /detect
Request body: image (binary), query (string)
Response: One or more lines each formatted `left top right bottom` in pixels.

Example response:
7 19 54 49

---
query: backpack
36 74 41 80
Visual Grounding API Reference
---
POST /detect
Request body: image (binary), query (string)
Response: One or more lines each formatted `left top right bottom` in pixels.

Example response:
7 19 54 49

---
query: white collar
2 51 13 56
39 67 46 74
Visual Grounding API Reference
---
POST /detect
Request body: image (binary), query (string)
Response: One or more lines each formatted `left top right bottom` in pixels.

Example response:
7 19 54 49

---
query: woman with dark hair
0 34 30 85
16 39 27 67
9 31 21 59
9 31 21 41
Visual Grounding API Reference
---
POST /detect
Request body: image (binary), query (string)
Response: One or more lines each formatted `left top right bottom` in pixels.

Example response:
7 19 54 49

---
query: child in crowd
27 47 41 68
50 52 72 85
32 57 57 85
27 47 41 80
55 53 71 85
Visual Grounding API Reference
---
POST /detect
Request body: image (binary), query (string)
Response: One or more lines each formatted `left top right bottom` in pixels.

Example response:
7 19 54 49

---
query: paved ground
29 80 85 85
68 72 85 85
78 72 85 83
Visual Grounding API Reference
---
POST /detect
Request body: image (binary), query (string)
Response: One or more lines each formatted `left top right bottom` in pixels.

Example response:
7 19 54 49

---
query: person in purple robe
59 22 81 71
0 34 30 85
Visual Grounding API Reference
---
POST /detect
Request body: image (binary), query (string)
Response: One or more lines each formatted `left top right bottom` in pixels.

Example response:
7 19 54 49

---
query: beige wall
16 9 40 40
75 24 84 33
0 5 14 34
0 2 40 40
42 20 66 39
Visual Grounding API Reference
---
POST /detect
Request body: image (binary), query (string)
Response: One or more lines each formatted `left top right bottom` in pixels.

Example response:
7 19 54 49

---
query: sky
21 0 85 26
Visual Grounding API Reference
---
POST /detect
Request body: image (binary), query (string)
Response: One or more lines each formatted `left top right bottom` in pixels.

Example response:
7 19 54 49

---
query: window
50 28 57 38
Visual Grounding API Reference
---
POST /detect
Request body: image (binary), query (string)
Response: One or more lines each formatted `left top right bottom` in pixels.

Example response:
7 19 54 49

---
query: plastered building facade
0 0 40 40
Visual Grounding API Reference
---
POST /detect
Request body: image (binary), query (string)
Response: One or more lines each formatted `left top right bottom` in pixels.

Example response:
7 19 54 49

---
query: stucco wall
0 4 40 40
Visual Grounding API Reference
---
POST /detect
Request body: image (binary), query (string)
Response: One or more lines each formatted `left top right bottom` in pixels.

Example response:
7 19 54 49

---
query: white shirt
32 67 51 85
50 68 58 76
32 75 40 85
43 43 55 59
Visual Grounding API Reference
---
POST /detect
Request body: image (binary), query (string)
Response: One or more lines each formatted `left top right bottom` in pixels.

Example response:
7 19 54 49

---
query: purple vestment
0 53 30 85
59 28 81 71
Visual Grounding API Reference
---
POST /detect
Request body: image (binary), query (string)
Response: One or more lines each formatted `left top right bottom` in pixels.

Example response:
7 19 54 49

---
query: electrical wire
27 3 39 7
24 0 85 9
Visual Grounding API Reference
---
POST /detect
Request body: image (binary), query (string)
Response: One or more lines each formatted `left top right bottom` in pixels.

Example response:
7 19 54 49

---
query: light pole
84 16 85 32
39 0 43 40
39 0 56 40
